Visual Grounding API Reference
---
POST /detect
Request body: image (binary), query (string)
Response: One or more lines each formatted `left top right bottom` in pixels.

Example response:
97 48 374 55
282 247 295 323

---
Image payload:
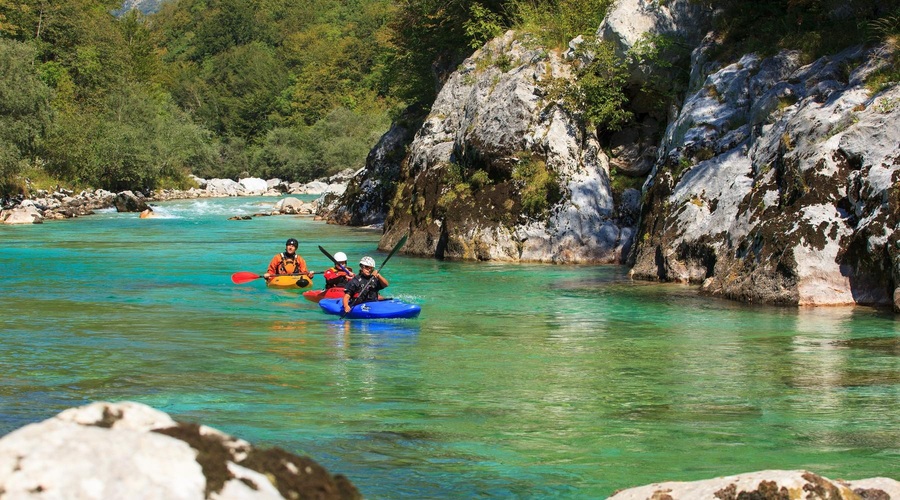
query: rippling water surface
1 197 898 497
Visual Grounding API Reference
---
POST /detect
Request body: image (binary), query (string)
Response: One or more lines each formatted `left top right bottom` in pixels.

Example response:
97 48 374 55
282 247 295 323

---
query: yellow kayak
266 275 313 289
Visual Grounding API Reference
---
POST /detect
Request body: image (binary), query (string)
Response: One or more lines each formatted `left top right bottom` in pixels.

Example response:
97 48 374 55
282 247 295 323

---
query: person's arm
264 255 280 279
373 270 388 288
343 279 358 312
297 256 313 276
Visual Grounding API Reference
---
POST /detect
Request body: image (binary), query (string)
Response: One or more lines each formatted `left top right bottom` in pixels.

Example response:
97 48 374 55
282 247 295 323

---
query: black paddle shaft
318 245 351 274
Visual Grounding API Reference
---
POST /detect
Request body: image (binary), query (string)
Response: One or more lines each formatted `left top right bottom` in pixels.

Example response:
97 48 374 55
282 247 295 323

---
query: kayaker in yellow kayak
323 251 355 288
264 238 314 282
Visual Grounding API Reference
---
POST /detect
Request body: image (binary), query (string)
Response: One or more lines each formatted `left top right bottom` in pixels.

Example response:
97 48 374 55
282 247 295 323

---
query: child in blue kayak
343 256 389 313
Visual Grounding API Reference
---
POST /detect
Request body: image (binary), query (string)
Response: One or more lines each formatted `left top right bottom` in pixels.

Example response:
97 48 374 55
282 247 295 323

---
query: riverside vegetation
3 0 894 200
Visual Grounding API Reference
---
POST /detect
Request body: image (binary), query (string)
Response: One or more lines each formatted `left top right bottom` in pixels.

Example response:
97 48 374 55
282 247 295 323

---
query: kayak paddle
231 271 264 284
231 271 315 285
343 233 408 318
318 245 352 275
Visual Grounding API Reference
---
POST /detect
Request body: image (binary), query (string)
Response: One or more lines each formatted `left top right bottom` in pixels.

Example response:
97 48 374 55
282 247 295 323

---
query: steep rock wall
381 31 636 263
630 44 900 308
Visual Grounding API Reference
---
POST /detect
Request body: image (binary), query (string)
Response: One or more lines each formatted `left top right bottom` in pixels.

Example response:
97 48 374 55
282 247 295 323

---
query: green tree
0 38 51 195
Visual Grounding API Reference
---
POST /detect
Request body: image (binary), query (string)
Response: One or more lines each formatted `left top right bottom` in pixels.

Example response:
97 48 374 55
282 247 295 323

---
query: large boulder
609 470 900 500
239 177 268 196
273 197 313 215
630 44 900 308
0 205 43 224
381 30 634 263
0 401 360 499
206 179 243 197
114 191 150 213
597 0 713 61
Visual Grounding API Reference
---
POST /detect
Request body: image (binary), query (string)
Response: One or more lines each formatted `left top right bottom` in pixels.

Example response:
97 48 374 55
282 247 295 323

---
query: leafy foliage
0 0 895 198
0 38 51 193
509 0 612 49
513 152 561 219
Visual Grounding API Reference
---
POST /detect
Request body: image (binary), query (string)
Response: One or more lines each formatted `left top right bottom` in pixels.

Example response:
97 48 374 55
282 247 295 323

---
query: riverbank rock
240 177 268 195
609 470 900 499
0 205 43 224
0 401 360 499
114 190 150 212
273 196 315 215
629 44 900 308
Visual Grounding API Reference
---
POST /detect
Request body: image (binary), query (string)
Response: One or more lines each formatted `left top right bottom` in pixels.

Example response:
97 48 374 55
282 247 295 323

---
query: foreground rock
114 190 151 212
0 401 360 499
609 469 900 500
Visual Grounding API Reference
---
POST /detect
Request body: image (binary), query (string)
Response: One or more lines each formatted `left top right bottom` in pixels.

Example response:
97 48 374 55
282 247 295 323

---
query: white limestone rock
631 44 900 307
0 402 360 500
1 205 43 224
239 177 268 196
205 179 243 197
609 470 900 500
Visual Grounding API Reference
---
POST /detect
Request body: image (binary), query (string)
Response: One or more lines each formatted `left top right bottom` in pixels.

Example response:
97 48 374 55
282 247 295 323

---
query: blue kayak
319 298 421 319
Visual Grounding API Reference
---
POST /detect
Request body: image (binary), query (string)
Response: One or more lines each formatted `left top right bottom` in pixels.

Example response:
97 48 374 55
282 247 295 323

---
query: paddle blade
379 233 408 270
231 271 262 284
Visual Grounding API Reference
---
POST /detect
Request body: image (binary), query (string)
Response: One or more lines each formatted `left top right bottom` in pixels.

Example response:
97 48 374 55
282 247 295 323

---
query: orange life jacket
277 253 302 274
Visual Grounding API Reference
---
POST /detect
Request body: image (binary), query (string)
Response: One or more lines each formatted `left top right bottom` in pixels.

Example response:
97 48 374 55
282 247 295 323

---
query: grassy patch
513 152 562 218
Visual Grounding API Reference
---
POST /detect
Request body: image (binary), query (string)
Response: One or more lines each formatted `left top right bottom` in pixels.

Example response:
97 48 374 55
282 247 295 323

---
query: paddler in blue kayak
343 255 388 313
323 251 355 288
264 238 314 282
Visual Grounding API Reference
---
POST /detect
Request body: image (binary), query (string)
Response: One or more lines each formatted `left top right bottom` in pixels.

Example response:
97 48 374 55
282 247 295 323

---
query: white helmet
334 252 347 262
360 256 376 267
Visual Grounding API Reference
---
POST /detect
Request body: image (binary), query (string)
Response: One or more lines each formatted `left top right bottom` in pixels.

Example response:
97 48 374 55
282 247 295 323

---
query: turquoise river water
1 196 898 498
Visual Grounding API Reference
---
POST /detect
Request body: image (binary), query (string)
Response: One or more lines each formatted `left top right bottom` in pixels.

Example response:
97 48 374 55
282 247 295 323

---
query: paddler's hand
307 271 315 277
263 272 271 279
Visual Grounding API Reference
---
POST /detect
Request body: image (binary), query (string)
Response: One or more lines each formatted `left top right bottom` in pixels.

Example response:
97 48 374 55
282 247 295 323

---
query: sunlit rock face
0 402 361 500
630 43 900 309
380 31 636 264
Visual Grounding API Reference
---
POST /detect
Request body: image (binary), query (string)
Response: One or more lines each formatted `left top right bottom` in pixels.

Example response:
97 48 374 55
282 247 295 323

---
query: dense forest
0 0 896 197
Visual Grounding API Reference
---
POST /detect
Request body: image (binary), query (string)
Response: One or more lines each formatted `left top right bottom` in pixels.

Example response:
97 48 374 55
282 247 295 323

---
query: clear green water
1 197 897 498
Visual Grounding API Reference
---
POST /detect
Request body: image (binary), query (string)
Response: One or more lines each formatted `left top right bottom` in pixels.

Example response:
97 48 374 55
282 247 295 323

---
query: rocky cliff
380 30 638 263
326 0 899 310
630 43 899 310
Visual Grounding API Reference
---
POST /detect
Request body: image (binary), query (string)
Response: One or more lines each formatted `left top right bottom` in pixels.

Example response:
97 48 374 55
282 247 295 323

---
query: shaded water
1 197 898 498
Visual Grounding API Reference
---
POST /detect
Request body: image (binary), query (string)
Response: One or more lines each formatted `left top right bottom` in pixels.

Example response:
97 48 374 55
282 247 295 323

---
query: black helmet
286 238 299 247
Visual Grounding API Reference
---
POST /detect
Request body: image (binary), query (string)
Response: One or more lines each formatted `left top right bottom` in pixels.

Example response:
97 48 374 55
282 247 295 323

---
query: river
1 196 897 498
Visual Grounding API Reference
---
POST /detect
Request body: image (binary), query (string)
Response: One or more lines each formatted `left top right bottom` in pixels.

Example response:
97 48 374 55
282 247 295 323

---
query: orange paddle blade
231 271 263 284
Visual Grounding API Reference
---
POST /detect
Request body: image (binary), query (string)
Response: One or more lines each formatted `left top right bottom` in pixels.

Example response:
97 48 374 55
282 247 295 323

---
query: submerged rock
0 401 360 499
